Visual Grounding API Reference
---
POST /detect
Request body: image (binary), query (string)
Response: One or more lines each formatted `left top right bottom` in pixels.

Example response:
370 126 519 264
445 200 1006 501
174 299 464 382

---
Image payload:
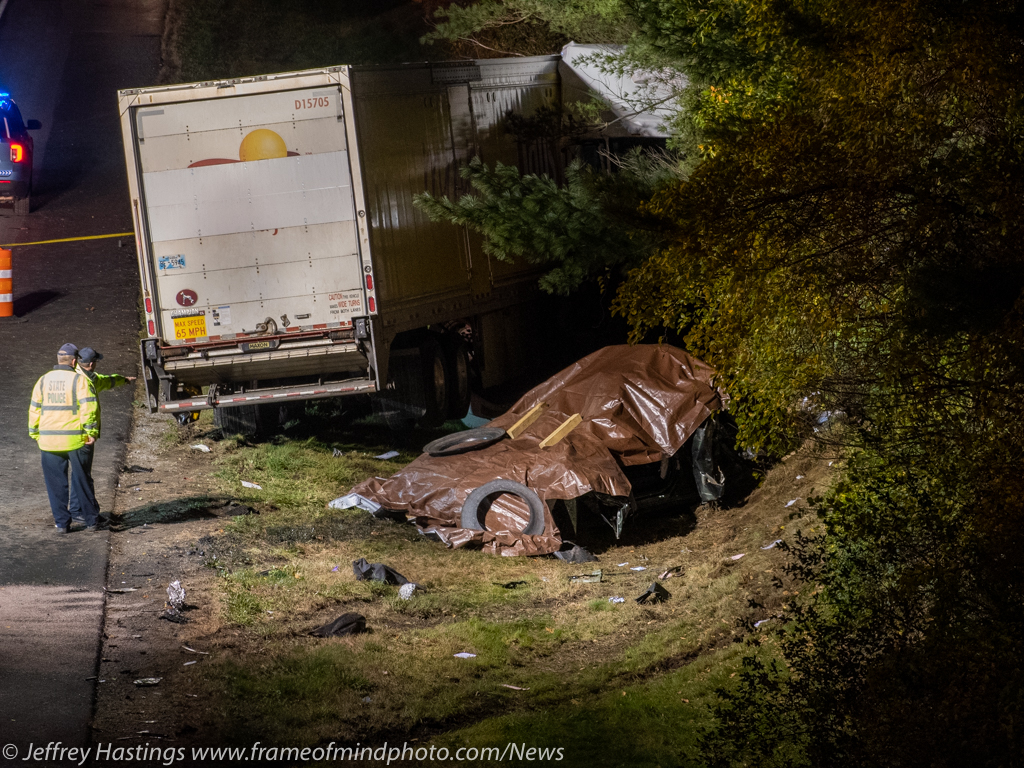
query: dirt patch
91 413 239 751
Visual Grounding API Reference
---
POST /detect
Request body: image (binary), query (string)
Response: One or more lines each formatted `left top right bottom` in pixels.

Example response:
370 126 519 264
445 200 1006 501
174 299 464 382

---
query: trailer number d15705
173 314 208 340
295 96 330 110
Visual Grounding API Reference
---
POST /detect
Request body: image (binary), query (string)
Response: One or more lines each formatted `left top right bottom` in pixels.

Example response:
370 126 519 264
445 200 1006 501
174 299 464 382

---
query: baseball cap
79 347 103 363
58 343 79 357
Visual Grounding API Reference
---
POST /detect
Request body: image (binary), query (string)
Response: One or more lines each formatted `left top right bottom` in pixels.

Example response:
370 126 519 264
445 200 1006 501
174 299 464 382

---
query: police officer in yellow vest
28 343 101 533
70 347 136 524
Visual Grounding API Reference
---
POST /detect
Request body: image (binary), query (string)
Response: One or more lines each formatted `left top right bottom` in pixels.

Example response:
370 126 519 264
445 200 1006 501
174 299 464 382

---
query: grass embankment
164 404 825 766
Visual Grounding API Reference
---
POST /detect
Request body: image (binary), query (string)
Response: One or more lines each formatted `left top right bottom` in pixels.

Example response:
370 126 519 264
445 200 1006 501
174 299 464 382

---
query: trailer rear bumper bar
160 377 377 412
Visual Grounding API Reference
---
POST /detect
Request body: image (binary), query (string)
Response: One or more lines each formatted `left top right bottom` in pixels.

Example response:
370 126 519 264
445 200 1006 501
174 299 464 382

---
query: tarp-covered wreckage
351 345 725 556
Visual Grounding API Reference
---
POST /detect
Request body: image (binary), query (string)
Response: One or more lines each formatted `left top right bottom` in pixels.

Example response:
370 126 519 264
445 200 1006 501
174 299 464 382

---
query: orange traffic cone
0 249 11 318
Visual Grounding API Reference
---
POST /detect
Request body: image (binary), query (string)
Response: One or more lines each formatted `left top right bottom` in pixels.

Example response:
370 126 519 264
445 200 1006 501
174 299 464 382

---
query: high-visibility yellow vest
80 369 128 439
28 366 100 451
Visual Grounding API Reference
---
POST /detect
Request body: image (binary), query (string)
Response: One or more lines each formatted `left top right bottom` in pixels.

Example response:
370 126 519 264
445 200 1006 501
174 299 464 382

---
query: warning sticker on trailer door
328 290 363 317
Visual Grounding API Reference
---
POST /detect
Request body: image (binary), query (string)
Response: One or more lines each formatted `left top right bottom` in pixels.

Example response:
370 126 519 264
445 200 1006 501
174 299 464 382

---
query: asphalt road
0 0 165 759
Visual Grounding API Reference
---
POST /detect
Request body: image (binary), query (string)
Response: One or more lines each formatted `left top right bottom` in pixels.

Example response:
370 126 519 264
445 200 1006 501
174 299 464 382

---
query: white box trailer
119 57 563 427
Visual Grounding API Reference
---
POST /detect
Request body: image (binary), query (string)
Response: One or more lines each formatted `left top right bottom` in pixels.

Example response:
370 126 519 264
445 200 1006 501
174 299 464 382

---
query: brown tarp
351 344 724 556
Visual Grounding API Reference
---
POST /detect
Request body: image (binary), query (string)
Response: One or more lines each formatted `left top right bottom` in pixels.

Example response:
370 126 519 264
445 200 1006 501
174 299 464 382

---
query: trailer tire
14 194 30 215
214 404 263 437
460 479 547 536
423 427 506 457
442 336 472 420
418 336 448 428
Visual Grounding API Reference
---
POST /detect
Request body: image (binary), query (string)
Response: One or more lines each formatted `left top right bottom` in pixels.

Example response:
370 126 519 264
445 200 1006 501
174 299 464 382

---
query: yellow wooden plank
539 413 582 448
506 401 549 439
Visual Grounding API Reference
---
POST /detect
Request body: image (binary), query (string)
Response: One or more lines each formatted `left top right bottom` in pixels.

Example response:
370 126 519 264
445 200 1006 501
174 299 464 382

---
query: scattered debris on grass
635 583 671 604
310 613 367 637
352 557 409 585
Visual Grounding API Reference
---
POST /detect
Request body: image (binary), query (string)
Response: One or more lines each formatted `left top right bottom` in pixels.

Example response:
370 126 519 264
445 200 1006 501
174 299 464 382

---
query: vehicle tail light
368 297 375 313
365 273 373 291
148 320 155 335
145 297 152 313
10 143 24 163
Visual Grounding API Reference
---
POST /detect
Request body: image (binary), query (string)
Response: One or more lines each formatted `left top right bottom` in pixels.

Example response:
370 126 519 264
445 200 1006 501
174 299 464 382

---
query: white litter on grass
399 583 418 600
241 481 262 489
133 678 162 687
500 684 530 690
328 492 382 514
755 619 770 628
374 450 400 460
183 661 197 666
182 646 209 655
361 696 372 703
630 566 646 571
785 498 799 508
761 540 783 550
454 652 477 659
730 553 746 561
608 597 625 604
796 475 804 480
190 444 211 453
617 562 629 567
167 580 185 610
332 448 344 457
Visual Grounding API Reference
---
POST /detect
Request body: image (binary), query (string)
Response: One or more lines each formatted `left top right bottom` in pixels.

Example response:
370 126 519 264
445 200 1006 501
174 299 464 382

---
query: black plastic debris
352 558 408 586
310 612 367 637
554 543 597 564
161 609 189 624
211 501 258 518
124 465 154 473
494 580 528 589
635 582 671 605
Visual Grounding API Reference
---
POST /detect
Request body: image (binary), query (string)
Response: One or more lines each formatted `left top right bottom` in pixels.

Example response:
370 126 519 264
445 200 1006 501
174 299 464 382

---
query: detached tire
423 427 506 457
460 479 547 536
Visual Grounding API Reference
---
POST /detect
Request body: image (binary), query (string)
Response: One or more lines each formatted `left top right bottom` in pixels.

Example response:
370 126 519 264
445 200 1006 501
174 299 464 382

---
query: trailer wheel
460 479 547 536
13 194 30 215
418 336 448 428
214 404 263 437
442 337 471 420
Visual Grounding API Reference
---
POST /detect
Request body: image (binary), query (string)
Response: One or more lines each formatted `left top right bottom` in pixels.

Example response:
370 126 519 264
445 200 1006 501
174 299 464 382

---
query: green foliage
423 0 634 51
415 153 676 294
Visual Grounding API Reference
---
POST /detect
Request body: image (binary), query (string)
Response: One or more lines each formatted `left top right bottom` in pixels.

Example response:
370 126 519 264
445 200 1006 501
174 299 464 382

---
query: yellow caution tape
1 231 134 247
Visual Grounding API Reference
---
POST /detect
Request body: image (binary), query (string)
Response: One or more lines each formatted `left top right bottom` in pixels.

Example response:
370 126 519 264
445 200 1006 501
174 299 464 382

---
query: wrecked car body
350 345 726 556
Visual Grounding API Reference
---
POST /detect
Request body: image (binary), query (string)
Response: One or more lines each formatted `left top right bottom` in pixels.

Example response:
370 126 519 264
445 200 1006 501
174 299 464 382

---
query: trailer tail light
368 297 375 313
145 297 152 313
9 143 24 163
148 319 155 335
365 273 373 291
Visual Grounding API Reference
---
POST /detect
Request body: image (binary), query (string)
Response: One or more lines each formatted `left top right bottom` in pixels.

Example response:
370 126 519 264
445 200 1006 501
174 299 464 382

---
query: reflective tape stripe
38 429 85 435
0 269 11 278
82 422 98 430
28 428 39 434
80 396 97 402
0 294 11 302
39 405 77 411
30 400 41 408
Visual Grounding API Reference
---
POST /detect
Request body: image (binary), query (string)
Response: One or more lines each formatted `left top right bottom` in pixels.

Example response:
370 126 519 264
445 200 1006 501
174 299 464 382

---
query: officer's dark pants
40 444 98 528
